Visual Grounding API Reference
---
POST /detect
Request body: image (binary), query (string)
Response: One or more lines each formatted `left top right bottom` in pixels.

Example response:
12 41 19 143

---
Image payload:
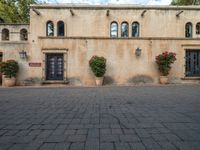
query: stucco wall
1 5 200 86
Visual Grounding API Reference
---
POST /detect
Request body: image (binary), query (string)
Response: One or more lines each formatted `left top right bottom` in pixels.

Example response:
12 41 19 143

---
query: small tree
89 56 106 77
155 51 176 76
0 60 19 78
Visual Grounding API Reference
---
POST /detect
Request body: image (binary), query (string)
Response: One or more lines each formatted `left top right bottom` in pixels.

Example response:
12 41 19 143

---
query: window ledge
181 77 200 80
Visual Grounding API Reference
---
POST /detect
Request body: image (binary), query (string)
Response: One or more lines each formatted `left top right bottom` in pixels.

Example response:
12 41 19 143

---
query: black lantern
19 50 27 59
135 47 142 56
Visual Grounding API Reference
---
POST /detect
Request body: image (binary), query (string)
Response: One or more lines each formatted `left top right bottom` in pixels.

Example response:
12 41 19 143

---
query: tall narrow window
110 21 118 37
20 29 28 41
46 21 54 36
2 28 9 41
57 21 65 36
121 22 129 37
196 22 200 36
132 22 140 37
185 22 192 38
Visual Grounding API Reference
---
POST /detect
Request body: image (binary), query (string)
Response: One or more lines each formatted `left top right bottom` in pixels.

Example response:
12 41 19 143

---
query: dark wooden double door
185 50 200 77
46 53 64 80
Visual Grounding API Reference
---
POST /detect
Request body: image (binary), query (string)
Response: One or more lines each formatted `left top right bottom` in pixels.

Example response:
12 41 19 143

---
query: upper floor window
121 22 129 37
46 21 54 36
57 21 65 36
185 22 192 38
110 21 118 37
196 22 200 35
132 22 140 37
20 29 28 41
2 28 9 41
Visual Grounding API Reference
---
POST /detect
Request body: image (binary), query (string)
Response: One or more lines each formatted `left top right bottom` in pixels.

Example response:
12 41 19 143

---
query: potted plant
89 56 106 86
0 60 19 87
155 51 176 84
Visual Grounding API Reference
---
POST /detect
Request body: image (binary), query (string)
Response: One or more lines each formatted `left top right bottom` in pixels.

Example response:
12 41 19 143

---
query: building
0 4 200 86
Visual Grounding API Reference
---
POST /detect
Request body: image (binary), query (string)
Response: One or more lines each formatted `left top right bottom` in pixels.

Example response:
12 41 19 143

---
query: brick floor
0 85 200 150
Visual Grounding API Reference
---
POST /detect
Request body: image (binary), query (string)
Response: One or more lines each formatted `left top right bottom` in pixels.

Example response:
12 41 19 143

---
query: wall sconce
19 50 27 59
135 47 142 57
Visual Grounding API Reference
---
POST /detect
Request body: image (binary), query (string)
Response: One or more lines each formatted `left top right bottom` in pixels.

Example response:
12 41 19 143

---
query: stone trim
38 36 200 41
0 23 29 26
0 41 29 44
30 4 200 11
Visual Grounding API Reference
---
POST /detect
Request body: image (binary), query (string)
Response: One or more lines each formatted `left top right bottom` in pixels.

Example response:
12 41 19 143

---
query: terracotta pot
95 77 104 86
4 77 16 87
159 76 168 84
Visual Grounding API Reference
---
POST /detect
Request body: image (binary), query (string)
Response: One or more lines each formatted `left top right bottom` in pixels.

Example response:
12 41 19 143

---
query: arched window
2 28 9 41
121 22 129 37
196 22 200 35
185 22 192 38
57 21 65 36
46 21 54 36
110 21 118 37
132 22 140 37
20 29 28 41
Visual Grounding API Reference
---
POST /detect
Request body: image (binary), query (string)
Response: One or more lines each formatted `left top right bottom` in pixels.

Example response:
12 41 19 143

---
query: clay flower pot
95 77 104 86
159 76 168 84
4 77 16 87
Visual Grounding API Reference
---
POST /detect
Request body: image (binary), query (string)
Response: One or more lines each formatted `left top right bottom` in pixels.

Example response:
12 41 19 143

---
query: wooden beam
70 9 74 16
106 10 110 16
141 10 147 17
176 11 184 17
32 8 41 16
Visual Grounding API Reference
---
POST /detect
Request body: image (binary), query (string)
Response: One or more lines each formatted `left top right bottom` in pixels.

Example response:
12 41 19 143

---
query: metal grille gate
185 50 200 77
46 53 64 80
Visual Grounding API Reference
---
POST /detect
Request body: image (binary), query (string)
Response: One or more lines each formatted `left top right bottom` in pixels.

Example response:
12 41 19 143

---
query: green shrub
0 60 19 78
89 56 106 77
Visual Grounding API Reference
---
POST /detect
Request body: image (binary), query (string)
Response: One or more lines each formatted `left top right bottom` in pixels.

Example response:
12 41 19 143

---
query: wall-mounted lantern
19 50 27 59
135 47 142 57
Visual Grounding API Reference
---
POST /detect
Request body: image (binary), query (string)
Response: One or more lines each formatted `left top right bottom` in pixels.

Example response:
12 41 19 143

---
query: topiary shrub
0 60 19 78
89 56 106 77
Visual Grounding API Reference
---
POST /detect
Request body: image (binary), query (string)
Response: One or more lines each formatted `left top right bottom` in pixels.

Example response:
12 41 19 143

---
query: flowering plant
155 51 176 76
0 60 19 78
89 56 106 77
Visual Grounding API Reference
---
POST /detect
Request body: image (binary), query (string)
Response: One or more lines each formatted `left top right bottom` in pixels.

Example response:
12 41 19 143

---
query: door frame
42 49 68 81
46 53 64 80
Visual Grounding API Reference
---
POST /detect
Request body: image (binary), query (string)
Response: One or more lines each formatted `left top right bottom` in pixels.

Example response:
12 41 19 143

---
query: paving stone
100 134 119 142
69 142 85 150
115 142 131 150
119 135 140 142
9 144 28 150
85 140 99 150
100 142 115 150
129 142 146 150
53 143 70 150
39 143 56 150
67 135 86 142
44 135 67 143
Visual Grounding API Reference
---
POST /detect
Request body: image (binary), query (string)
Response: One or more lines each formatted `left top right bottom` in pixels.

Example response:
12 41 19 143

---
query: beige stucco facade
1 4 200 86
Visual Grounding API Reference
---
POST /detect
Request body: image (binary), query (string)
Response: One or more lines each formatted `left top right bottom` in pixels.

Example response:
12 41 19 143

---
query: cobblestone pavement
0 85 200 150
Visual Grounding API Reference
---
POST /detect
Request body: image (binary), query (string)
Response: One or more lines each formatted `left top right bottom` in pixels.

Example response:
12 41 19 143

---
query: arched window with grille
20 29 28 41
57 21 65 36
196 22 200 37
185 22 193 38
2 28 9 41
110 21 118 37
132 22 140 37
121 22 129 37
46 21 54 36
